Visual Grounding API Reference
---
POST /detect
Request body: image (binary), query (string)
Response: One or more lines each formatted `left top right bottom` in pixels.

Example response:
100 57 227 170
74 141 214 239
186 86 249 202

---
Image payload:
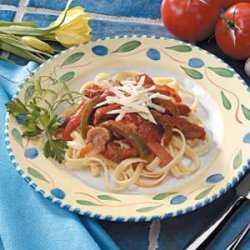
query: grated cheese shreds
147 101 165 113
94 76 172 124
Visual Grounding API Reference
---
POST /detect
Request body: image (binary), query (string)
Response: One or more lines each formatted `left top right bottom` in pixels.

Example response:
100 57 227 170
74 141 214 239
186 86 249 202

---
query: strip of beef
177 103 191 116
152 110 205 140
83 84 103 98
93 104 121 125
153 85 182 103
153 99 179 117
135 74 155 87
168 115 205 140
103 142 138 163
135 74 182 102
154 99 191 117
83 83 114 99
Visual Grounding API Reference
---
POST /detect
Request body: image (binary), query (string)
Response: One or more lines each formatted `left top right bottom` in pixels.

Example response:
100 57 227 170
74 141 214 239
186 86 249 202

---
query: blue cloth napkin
0 60 119 250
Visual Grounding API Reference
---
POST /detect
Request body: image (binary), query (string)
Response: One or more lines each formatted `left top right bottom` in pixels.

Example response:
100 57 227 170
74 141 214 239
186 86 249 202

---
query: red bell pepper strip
146 140 172 165
63 101 86 141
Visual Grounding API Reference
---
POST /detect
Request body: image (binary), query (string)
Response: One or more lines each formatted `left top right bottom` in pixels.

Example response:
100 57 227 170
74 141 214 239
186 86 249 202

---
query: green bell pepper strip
80 96 103 139
102 121 152 161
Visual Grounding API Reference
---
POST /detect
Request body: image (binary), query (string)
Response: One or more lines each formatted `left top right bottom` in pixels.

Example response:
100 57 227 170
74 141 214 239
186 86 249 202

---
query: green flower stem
0 34 52 57
0 21 37 28
0 55 16 64
0 0 72 36
0 42 44 63
39 33 57 41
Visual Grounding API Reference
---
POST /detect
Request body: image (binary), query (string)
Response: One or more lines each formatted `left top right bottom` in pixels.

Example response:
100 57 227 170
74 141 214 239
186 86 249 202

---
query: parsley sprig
6 76 83 163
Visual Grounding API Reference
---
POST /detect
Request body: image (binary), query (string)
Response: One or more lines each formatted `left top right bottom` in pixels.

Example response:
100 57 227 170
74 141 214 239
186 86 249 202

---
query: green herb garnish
6 76 83 163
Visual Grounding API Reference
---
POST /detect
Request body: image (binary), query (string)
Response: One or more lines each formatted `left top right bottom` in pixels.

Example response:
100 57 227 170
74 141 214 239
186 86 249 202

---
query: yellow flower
53 6 92 48
21 36 54 54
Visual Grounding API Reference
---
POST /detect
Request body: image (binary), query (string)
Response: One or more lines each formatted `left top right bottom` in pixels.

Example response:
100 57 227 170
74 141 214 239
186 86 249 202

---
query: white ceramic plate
6 36 250 221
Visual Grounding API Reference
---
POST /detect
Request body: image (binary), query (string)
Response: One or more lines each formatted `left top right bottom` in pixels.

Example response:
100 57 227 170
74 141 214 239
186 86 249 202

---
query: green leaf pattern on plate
136 205 162 213
24 85 35 104
166 45 192 52
233 149 242 169
112 40 141 53
59 71 75 82
242 105 250 120
195 186 214 200
76 200 102 206
208 67 234 78
221 91 232 110
181 66 203 79
152 192 176 200
97 195 121 202
11 128 23 148
61 52 84 66
27 167 49 183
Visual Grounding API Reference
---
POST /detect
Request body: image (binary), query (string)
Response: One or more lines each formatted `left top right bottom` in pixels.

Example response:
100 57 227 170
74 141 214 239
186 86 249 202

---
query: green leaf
233 149 242 169
112 40 141 53
221 91 232 110
11 128 23 148
208 67 234 78
20 113 44 138
59 72 75 82
61 52 84 66
136 205 162 213
6 98 30 116
47 116 64 135
24 85 35 104
152 192 176 200
43 139 68 163
242 105 250 120
166 45 192 52
97 195 121 202
195 186 214 200
22 129 43 138
76 200 102 206
37 111 51 128
181 66 203 79
27 167 49 183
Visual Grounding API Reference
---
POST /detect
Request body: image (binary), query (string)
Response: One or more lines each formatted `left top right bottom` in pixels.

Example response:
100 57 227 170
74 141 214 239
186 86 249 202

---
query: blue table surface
0 1 250 250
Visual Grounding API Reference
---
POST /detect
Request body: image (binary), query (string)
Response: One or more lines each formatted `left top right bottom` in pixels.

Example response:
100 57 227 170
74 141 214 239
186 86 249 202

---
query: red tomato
223 0 250 9
161 0 222 42
215 3 250 60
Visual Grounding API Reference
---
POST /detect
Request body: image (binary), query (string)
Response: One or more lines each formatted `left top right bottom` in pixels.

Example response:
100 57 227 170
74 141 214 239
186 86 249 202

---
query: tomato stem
220 11 240 46
220 13 236 30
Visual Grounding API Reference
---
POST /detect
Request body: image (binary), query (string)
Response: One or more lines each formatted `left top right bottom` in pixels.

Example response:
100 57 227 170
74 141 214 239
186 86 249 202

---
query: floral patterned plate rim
5 35 250 222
